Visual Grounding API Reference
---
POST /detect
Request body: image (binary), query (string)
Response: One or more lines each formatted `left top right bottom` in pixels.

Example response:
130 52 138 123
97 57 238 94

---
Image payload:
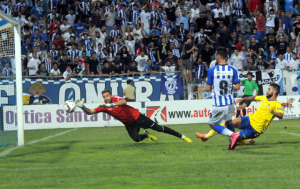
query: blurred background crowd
0 0 299 82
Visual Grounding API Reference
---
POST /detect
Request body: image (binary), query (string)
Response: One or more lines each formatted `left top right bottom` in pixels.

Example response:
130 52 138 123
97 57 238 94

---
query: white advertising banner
3 96 299 130
145 96 300 125
3 102 142 131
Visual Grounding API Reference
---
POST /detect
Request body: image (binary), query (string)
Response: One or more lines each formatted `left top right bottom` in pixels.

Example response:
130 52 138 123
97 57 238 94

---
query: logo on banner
281 98 295 113
146 106 167 123
161 73 183 95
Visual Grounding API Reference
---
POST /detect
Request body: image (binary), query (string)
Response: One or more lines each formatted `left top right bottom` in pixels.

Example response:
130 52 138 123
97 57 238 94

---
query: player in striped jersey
196 47 240 150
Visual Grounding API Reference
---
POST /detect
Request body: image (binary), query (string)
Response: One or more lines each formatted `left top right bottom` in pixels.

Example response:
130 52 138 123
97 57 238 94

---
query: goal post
0 10 24 146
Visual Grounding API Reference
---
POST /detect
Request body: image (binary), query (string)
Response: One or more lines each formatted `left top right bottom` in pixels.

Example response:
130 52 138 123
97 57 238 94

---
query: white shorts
208 104 235 125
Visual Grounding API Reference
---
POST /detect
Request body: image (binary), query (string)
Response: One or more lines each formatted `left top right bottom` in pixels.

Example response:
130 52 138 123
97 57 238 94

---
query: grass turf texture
0 120 300 189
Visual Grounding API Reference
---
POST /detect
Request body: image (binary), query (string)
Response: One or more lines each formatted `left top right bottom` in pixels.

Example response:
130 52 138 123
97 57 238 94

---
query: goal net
0 11 24 147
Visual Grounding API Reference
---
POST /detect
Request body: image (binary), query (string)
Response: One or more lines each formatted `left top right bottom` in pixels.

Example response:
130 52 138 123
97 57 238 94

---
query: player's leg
236 104 243 118
139 114 192 142
230 116 259 149
125 124 148 142
209 105 236 137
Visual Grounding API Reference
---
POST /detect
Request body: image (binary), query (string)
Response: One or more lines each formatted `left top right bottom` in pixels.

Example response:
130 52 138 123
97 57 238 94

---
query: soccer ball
64 100 76 113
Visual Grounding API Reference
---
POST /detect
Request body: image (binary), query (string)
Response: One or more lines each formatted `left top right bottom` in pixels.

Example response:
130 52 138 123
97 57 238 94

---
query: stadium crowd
0 0 300 82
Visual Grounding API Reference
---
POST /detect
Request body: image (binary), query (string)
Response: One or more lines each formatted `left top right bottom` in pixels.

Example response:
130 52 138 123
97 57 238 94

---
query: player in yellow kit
196 83 284 149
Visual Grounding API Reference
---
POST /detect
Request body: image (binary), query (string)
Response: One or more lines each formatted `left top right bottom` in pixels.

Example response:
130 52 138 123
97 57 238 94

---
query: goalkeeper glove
99 103 115 108
74 99 85 109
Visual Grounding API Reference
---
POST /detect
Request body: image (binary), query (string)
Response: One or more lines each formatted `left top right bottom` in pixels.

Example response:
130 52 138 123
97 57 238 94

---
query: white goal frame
0 11 24 146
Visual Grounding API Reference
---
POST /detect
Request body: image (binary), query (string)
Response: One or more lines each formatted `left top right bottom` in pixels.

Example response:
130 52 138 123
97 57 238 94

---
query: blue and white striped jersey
118 9 127 25
206 65 239 106
67 49 79 61
284 52 292 63
130 9 139 25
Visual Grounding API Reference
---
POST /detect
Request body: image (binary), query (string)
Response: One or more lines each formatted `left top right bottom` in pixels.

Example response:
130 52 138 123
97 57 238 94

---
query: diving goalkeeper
74 89 192 143
196 83 284 149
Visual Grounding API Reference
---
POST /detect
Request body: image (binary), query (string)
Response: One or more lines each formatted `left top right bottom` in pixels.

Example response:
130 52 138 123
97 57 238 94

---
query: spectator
200 43 214 67
181 38 195 83
284 47 293 63
42 51 53 73
144 59 157 74
257 56 271 72
112 63 123 75
275 54 289 70
127 61 139 74
135 50 149 72
266 9 276 33
73 61 85 77
123 79 136 102
66 9 76 26
27 53 41 76
63 65 74 81
52 33 64 51
288 53 300 70
2 63 13 77
30 0 45 20
264 27 277 48
103 5 116 33
88 52 99 75
35 62 49 77
276 34 288 55
161 60 175 76
50 62 61 77
230 48 245 71
100 61 112 76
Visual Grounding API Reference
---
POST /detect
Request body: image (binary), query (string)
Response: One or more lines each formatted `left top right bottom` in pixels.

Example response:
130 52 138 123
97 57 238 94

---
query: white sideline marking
0 128 77 158
280 132 300 137
1 157 300 171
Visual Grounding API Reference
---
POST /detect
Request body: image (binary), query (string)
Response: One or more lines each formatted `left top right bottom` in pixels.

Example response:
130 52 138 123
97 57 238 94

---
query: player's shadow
6 141 79 160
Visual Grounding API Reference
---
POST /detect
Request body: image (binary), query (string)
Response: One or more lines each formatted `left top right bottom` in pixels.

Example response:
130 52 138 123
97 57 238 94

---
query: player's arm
205 68 213 92
270 103 284 119
74 99 97 115
235 96 257 104
99 98 127 108
269 109 283 119
233 67 240 90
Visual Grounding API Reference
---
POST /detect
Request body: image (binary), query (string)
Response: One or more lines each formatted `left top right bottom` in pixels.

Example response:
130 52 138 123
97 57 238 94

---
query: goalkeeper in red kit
74 89 192 143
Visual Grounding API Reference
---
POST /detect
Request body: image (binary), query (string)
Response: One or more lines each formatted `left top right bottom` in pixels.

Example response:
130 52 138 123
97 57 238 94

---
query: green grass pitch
0 120 300 189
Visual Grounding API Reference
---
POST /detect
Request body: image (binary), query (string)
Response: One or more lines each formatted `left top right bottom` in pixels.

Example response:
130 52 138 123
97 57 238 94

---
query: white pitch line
280 131 300 137
0 128 78 158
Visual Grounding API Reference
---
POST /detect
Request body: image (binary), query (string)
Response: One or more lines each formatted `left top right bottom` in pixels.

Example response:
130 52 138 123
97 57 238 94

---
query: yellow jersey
248 95 284 133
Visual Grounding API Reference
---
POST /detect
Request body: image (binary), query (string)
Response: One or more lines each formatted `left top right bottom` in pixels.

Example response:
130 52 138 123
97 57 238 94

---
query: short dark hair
216 47 227 60
127 79 132 84
247 72 254 77
102 89 112 95
270 83 280 96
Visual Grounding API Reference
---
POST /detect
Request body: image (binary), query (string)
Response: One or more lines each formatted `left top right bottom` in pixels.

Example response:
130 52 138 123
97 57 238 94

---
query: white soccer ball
64 100 76 113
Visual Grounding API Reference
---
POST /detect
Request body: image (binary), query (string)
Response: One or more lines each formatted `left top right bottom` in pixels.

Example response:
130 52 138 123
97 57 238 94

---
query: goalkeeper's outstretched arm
74 99 97 115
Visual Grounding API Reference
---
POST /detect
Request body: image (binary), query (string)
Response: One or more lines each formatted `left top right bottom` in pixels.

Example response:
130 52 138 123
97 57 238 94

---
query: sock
236 110 241 118
213 125 233 137
227 123 235 132
207 129 218 138
151 124 182 138
242 109 246 116
181 135 185 139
